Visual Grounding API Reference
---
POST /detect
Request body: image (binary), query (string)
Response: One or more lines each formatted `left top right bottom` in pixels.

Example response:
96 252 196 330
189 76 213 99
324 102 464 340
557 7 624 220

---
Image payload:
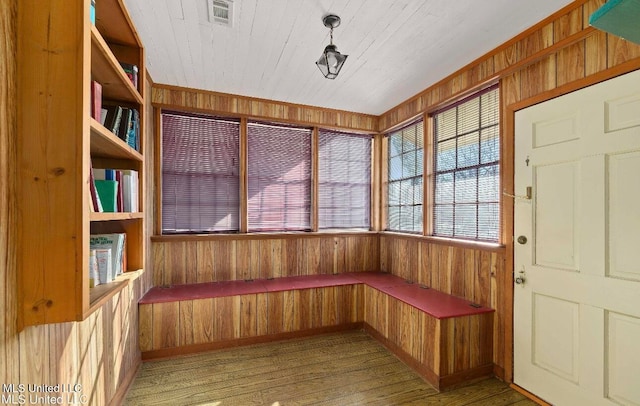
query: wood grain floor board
132 332 381 379
125 331 535 406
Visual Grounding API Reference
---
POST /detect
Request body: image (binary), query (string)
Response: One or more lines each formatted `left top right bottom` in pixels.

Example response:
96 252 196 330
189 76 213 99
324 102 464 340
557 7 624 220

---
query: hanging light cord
329 26 334 45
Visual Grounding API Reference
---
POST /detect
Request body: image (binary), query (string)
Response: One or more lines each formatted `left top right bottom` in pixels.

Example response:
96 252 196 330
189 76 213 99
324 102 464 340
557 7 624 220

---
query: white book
95 248 113 284
122 170 138 212
89 249 99 287
90 233 126 276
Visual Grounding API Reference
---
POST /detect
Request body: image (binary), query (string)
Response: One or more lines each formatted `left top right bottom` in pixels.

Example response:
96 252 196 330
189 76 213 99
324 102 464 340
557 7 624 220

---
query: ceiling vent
208 0 234 27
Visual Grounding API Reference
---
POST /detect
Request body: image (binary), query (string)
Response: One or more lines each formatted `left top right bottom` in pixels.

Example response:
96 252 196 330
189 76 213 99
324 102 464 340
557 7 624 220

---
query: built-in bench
138 272 494 390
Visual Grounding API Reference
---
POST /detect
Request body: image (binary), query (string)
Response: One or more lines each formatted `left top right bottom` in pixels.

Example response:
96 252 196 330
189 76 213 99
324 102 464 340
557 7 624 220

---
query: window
387 120 424 233
433 85 500 242
161 111 240 233
318 129 372 229
247 121 312 231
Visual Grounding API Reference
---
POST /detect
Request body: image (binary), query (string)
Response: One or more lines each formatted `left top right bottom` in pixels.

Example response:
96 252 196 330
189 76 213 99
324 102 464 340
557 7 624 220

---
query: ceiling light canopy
316 14 348 79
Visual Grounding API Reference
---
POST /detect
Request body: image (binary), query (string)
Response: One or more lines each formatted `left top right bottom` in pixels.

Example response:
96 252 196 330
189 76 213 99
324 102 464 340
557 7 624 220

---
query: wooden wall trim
509 58 640 112
371 133 383 231
153 107 162 235
380 232 506 253
0 0 18 387
151 231 378 242
239 117 248 233
423 113 434 236
151 83 379 132
311 127 319 232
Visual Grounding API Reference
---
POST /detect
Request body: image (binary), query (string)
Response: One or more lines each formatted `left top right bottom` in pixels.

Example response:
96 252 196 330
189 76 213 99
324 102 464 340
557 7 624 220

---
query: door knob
515 275 526 285
517 235 527 245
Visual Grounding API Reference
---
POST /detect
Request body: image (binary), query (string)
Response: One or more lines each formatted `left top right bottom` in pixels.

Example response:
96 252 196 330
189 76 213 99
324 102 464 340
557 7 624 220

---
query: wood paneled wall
139 285 364 354
152 84 379 132
379 235 508 379
375 0 640 384
363 286 494 389
0 11 153 402
151 234 380 286
379 0 640 131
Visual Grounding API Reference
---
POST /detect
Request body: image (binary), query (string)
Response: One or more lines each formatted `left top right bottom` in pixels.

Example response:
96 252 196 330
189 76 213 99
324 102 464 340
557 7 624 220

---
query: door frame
500 60 640 384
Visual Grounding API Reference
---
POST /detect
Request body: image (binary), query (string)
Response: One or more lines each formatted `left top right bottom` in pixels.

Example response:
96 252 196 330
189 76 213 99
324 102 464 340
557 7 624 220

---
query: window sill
379 231 506 252
151 229 378 242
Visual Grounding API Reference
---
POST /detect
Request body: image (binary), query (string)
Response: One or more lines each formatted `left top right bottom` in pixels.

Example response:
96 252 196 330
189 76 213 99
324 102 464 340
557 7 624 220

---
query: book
90 81 102 120
119 62 139 89
100 108 108 125
115 170 124 212
89 249 99 287
94 179 118 212
94 248 113 284
88 160 103 212
90 0 96 24
103 105 123 134
117 107 132 142
90 233 126 278
127 109 139 151
122 170 138 212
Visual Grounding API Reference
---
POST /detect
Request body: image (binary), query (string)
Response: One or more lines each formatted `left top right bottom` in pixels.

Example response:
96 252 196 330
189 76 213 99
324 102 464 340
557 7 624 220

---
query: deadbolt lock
517 235 527 245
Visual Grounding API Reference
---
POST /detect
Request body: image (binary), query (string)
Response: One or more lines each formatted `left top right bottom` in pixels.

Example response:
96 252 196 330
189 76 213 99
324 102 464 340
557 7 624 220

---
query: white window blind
247 121 312 232
387 120 424 233
161 111 240 233
433 85 500 242
318 129 372 229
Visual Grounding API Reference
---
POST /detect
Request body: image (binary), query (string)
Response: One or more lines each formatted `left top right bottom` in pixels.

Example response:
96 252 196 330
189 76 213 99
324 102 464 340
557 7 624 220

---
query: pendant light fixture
316 14 348 79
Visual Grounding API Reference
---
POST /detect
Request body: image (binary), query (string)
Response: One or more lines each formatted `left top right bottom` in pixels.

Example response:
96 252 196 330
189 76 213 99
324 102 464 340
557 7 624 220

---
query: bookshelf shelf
90 118 143 161
86 269 144 317
91 26 143 104
91 212 144 221
17 0 146 329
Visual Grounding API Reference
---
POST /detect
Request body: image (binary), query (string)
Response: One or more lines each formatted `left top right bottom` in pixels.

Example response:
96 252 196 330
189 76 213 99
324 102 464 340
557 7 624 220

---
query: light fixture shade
316 44 348 79
589 0 640 45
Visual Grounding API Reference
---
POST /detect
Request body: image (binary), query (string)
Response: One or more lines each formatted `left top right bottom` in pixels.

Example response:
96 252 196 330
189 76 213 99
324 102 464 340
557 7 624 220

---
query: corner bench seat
139 272 494 390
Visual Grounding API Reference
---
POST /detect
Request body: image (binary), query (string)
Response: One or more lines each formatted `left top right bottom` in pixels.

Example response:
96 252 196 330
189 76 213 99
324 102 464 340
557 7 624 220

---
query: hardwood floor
125 330 535 405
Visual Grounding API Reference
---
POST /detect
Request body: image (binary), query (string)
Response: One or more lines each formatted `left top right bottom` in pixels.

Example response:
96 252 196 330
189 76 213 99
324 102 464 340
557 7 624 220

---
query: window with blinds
318 129 372 229
433 85 500 242
387 120 424 233
247 121 312 232
161 111 240 233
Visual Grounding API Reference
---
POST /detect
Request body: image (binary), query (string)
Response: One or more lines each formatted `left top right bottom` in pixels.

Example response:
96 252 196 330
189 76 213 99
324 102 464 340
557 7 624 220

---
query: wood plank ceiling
126 0 574 115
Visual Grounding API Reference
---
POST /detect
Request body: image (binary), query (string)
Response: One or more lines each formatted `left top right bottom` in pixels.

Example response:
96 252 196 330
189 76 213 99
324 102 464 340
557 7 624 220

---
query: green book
94 180 118 212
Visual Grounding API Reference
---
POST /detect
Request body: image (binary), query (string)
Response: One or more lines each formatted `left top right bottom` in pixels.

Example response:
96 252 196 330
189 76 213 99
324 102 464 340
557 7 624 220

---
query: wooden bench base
138 272 494 391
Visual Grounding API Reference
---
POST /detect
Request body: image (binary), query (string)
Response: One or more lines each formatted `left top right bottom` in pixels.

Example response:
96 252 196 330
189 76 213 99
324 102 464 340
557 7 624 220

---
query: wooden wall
0 8 153 402
151 234 380 286
379 235 507 378
363 286 494 388
375 0 640 384
126 0 640 391
152 84 379 133
140 285 364 355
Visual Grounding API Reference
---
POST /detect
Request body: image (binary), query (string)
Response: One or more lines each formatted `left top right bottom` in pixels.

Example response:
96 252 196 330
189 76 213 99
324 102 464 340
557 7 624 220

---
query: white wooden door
514 69 640 406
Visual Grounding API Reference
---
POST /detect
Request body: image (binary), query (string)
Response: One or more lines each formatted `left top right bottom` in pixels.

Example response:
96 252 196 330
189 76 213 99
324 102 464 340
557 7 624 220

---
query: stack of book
101 104 140 151
89 233 127 286
90 166 139 213
120 62 139 89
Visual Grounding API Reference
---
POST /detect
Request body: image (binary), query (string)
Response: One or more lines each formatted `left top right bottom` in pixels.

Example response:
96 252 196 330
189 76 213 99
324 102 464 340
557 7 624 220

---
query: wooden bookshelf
17 0 145 329
90 118 143 160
